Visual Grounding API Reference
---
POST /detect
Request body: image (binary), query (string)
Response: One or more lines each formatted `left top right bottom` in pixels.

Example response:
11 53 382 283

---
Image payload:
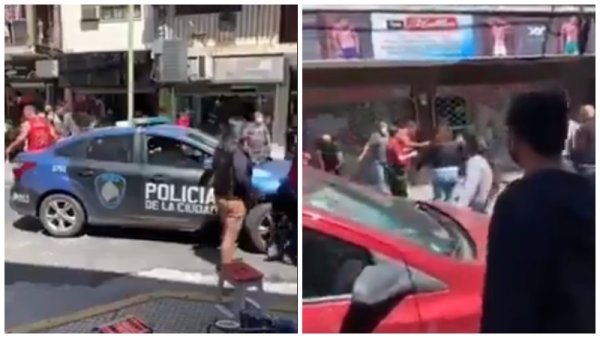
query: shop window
178 93 274 137
434 96 468 130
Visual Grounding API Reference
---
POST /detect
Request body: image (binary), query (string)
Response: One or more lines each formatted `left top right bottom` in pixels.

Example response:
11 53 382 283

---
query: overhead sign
212 56 285 83
303 12 595 63
371 13 476 61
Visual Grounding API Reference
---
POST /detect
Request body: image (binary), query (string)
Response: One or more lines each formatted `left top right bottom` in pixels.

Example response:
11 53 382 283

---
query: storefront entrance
176 87 275 136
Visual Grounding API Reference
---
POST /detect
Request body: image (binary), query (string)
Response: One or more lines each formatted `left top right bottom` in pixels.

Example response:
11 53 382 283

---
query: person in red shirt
386 122 429 197
6 105 58 159
176 111 191 127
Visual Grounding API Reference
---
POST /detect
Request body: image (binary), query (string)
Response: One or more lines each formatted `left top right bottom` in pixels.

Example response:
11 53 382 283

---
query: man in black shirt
481 91 595 333
212 124 254 267
316 134 343 175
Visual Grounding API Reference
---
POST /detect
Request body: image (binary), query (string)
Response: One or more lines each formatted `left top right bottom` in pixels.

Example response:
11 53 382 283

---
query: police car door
67 132 143 225
141 132 216 230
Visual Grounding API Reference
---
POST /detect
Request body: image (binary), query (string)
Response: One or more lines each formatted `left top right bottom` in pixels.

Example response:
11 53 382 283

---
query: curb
7 290 297 333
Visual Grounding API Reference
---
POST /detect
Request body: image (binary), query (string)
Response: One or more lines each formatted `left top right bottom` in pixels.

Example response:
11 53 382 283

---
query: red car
302 167 490 333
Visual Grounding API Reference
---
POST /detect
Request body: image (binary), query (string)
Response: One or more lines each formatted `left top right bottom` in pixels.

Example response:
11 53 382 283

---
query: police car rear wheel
40 194 85 237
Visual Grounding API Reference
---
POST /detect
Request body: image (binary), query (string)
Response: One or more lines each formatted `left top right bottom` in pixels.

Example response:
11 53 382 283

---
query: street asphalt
5 180 298 329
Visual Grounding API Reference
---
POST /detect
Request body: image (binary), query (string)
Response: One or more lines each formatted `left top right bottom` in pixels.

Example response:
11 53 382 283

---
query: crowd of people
311 99 595 215
312 118 498 213
5 96 296 269
5 100 107 160
311 90 595 333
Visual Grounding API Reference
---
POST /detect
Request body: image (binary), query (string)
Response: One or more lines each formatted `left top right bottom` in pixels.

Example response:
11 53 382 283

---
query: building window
218 11 237 32
434 96 468 131
100 5 141 21
175 5 241 16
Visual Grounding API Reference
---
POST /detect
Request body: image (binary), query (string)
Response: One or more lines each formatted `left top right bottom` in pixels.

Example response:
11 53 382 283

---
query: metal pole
170 86 176 120
127 4 134 122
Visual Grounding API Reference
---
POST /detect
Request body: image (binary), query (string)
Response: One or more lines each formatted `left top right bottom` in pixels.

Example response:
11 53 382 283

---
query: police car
9 124 291 252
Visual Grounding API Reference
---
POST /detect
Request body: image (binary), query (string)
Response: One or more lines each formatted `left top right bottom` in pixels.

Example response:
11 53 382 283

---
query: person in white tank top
456 133 494 213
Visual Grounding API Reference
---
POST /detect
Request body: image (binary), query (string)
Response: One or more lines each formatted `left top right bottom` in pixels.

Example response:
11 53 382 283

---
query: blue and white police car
9 123 290 252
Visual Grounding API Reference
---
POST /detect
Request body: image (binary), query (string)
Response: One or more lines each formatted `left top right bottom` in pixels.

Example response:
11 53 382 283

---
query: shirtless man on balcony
330 18 360 59
488 17 510 57
561 16 580 55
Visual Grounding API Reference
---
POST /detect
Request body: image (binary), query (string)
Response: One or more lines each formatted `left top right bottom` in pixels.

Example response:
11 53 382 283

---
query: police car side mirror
202 157 213 170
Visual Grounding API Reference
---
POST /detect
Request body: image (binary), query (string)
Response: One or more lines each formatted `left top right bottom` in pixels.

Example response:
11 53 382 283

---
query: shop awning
304 56 594 87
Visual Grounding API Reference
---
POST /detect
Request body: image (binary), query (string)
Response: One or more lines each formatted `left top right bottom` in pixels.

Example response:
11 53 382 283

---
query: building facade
5 5 62 124
153 5 298 158
303 5 595 172
58 5 156 121
55 5 297 157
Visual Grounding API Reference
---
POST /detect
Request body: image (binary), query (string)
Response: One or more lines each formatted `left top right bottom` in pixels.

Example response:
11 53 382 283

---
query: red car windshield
304 168 456 256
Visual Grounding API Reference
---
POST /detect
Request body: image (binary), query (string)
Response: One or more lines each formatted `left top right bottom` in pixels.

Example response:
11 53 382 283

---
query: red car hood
429 202 490 262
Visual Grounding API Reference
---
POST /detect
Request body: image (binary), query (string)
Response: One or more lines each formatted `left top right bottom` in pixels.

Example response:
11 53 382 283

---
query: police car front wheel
39 194 85 237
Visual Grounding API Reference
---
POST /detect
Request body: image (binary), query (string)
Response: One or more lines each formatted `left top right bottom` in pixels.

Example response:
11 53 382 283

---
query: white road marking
135 268 297 295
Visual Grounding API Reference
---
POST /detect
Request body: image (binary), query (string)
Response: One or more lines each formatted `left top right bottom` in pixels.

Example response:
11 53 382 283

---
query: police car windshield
304 168 455 256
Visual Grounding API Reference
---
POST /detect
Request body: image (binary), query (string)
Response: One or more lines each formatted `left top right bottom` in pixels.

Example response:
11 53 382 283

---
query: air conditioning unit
81 5 99 21
35 59 59 78
187 56 212 82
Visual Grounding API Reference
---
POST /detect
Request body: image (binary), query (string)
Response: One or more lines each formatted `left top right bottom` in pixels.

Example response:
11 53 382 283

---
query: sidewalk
6 267 297 331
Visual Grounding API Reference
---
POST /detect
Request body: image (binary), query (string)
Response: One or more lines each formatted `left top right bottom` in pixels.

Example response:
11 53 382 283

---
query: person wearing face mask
242 111 272 165
357 121 391 194
481 91 594 333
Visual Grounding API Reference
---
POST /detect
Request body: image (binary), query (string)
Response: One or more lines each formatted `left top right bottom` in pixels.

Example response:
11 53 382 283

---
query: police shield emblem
94 173 127 209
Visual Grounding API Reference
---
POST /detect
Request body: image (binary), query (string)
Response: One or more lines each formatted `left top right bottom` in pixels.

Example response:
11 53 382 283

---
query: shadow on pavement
192 244 221 267
5 261 297 331
12 216 43 234
11 215 221 247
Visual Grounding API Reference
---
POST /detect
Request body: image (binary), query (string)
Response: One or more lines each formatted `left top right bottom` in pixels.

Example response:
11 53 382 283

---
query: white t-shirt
457 155 494 210
564 119 580 156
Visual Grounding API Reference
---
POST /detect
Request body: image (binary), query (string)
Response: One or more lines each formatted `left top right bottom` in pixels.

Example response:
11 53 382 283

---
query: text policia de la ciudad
144 183 217 215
